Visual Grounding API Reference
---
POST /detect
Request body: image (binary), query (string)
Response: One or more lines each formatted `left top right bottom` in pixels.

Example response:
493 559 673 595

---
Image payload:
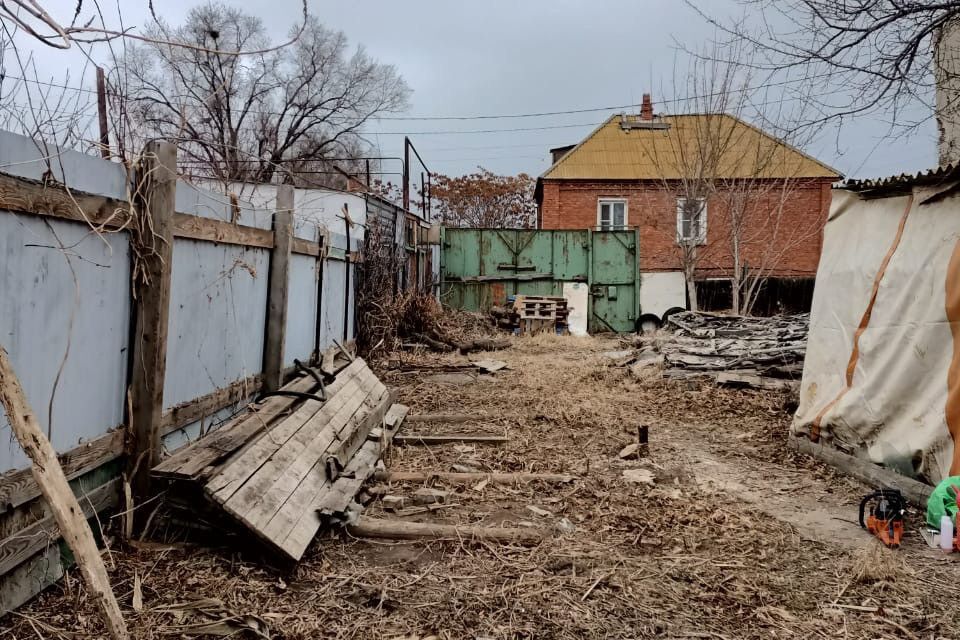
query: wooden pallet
511 295 570 335
152 359 407 562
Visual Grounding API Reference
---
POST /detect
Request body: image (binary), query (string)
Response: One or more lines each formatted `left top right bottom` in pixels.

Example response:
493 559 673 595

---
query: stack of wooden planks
508 295 570 336
152 358 408 562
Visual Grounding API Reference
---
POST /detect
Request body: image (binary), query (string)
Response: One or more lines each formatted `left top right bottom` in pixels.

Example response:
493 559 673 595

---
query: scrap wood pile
152 357 409 562
358 291 511 360
364 292 511 354
490 295 570 335
620 311 808 390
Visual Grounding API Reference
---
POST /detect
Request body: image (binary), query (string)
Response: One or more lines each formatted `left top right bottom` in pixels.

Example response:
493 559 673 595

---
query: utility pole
96 67 110 159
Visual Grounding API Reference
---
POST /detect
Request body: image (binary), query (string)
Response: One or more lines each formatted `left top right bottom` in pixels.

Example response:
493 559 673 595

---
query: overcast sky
5 0 940 180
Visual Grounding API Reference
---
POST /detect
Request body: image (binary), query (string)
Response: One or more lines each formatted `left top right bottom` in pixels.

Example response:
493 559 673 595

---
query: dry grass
5 333 960 639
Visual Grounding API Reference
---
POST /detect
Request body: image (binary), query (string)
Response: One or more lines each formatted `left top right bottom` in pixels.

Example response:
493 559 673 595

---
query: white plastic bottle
940 515 955 553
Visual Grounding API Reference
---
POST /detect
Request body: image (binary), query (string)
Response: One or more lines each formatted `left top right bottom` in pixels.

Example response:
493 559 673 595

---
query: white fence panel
0 214 130 473
163 240 269 410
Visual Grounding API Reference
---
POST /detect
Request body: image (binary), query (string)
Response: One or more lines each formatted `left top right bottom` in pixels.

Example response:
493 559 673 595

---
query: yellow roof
542 113 840 180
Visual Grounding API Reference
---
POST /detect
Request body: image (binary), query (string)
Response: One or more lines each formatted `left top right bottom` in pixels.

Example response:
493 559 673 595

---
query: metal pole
343 206 352 343
402 137 411 212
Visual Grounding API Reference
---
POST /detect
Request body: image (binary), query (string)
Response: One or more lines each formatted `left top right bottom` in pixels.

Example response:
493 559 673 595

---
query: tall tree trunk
685 262 699 311
731 245 742 315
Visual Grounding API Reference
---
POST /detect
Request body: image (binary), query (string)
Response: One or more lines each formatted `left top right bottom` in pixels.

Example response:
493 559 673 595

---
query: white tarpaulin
793 181 960 484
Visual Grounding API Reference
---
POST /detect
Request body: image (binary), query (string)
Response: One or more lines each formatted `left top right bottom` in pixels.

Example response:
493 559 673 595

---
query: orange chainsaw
859 489 906 548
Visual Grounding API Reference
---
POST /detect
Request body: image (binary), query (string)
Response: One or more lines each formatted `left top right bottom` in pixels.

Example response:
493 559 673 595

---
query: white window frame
676 197 707 245
597 198 628 231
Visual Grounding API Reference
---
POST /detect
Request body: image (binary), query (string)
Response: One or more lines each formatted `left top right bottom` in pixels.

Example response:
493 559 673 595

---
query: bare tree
111 3 410 184
642 46 754 311
689 1 960 134
0 0 307 51
644 41 826 314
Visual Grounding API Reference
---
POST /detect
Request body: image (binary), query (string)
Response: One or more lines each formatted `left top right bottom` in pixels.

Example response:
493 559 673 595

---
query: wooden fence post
263 184 294 392
129 141 177 507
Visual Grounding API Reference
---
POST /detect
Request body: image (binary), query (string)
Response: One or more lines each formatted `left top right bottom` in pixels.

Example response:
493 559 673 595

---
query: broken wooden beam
791 436 933 506
394 434 509 446
0 347 128 640
456 338 511 354
347 516 545 544
373 471 576 485
405 413 484 424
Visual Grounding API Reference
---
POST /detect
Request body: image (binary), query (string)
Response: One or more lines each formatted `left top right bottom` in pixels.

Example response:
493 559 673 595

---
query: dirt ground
5 334 960 639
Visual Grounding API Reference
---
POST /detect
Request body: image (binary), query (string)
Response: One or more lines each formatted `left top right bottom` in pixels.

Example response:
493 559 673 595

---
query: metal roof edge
837 165 960 194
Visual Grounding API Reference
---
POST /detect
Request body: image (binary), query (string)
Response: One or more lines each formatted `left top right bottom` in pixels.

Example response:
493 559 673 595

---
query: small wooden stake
637 424 649 458
0 347 129 639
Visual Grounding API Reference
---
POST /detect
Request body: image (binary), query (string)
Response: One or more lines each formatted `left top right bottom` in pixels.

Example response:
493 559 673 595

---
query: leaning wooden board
202 359 394 561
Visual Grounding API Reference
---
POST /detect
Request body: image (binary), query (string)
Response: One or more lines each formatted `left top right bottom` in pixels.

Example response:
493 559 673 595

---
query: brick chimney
640 93 654 121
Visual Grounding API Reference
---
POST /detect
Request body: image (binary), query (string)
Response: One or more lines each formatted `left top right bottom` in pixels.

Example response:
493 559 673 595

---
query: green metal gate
441 228 640 333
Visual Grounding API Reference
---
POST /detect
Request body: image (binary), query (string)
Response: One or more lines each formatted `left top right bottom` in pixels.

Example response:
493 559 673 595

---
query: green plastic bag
926 476 960 528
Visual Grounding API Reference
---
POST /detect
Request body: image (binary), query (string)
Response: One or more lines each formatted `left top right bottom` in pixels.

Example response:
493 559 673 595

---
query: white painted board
562 282 589 336
639 271 687 319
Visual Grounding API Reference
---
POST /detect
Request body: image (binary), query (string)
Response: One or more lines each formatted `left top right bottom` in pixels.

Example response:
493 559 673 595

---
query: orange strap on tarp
810 194 914 441
945 237 960 475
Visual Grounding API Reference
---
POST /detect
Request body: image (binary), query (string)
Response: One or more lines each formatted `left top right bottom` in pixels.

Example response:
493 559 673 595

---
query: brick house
535 95 840 317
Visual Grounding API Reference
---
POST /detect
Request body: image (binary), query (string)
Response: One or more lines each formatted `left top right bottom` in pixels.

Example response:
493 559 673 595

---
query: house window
676 197 707 244
598 199 627 230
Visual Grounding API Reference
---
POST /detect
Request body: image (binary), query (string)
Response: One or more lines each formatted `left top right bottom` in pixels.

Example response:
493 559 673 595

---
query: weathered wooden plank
347 517 545 544
373 471 576 485
0 171 131 229
0 478 120 576
291 238 322 257
0 429 124 511
160 374 261 436
792 436 933 506
203 360 366 498
315 440 381 518
262 185 294 392
278 390 395 558
128 141 177 508
383 403 410 431
324 389 395 479
0 170 275 251
256 377 388 552
405 413 485 424
316 400 399 519
151 364 349 480
0 346 128 639
229 369 379 530
209 374 366 507
394 434 509 446
0 544 63 615
153 379 311 479
172 212 274 249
